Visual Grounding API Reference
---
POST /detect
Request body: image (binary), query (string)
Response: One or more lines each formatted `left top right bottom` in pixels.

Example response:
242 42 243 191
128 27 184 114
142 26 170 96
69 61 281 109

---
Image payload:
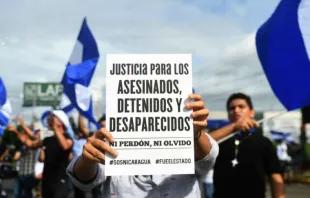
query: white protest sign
105 54 194 176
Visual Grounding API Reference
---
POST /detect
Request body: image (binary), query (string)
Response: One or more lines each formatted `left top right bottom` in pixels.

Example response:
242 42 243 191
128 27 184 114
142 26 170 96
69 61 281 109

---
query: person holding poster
210 93 285 198
67 93 219 198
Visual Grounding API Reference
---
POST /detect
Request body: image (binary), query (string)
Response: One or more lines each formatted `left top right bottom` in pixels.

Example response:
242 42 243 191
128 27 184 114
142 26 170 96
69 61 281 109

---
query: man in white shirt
67 93 219 198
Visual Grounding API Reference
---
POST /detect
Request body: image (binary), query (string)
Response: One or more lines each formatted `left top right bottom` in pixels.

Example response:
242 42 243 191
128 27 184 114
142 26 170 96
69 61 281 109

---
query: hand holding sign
81 93 209 166
82 128 118 164
105 54 195 175
186 94 209 139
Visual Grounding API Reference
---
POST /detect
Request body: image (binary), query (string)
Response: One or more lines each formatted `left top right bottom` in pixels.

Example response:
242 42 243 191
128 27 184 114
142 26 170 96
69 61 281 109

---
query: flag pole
32 93 36 123
218 110 288 144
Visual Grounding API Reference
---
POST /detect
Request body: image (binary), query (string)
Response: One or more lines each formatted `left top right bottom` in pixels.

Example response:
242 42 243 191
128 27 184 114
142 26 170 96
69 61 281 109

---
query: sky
0 0 284 120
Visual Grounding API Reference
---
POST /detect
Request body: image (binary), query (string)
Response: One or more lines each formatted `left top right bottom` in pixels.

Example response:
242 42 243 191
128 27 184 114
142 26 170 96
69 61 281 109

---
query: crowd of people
0 110 106 198
0 92 289 198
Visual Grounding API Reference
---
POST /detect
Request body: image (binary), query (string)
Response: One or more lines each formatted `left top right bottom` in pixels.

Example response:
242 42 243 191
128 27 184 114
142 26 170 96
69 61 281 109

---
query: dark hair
226 93 253 111
98 114 106 123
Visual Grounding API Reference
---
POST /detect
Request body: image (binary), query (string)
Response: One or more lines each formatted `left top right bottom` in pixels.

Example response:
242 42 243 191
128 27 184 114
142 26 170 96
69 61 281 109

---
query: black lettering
161 117 166 131
176 98 182 112
136 98 141 113
125 98 130 113
109 141 117 147
136 80 142 94
153 80 159 93
148 117 154 131
173 80 179 94
171 117 177 131
110 118 115 132
185 116 191 131
160 80 166 93
141 98 148 113
110 64 116 75
153 140 161 146
142 118 148 131
146 80 152 94
155 117 160 132
128 117 135 131
150 64 155 74
118 99 123 113
124 80 130 94
184 63 189 74
110 116 191 132
154 98 159 112
167 80 172 93
130 80 135 94
178 117 184 130
130 98 135 112
167 98 173 112
116 117 122 132
117 80 123 94
160 99 165 112
121 64 125 75
122 117 128 132
136 117 141 131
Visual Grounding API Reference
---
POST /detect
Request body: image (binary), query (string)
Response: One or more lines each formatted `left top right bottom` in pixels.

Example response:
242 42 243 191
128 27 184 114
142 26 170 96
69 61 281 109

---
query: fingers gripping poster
105 54 194 176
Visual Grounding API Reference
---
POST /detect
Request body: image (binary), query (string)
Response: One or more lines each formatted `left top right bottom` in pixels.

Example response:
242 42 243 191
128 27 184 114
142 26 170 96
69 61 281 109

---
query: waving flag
0 77 12 135
41 94 74 125
256 0 310 111
61 17 100 129
271 130 295 143
59 94 75 115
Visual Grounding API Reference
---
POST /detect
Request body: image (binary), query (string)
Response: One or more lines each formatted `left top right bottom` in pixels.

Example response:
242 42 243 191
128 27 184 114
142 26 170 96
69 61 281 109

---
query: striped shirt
18 147 38 176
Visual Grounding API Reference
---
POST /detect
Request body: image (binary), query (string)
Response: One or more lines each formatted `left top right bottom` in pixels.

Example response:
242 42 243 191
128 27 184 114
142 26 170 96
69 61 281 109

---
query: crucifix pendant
232 139 240 167
231 158 238 167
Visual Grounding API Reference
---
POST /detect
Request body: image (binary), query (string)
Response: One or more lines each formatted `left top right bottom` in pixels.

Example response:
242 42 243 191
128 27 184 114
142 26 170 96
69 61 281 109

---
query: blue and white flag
61 17 100 129
256 0 310 111
41 94 74 127
40 110 51 127
271 130 295 143
59 94 75 115
0 77 12 136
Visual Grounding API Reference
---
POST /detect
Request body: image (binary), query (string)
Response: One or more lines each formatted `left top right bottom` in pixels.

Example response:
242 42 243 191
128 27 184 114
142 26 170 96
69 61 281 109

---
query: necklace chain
232 133 252 167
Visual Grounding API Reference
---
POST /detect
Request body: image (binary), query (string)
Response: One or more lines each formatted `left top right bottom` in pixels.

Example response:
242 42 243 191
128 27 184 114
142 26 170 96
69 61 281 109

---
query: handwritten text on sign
105 54 193 176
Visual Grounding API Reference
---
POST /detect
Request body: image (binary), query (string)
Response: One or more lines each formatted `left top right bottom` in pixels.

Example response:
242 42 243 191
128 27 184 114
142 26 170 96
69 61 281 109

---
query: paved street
2 178 310 197
266 183 309 198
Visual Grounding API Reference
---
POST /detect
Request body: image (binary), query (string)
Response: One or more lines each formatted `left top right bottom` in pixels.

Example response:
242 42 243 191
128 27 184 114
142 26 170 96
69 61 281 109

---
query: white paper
105 54 194 176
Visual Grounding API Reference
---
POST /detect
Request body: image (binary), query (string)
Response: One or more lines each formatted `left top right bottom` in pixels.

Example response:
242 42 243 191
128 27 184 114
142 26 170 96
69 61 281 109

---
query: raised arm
68 128 117 190
185 94 212 161
209 118 258 141
18 117 36 139
51 115 73 151
78 114 91 137
8 126 42 149
53 127 73 151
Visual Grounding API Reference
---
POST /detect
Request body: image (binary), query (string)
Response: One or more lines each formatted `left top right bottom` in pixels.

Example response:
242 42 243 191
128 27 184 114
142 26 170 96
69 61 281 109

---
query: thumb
252 120 259 128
